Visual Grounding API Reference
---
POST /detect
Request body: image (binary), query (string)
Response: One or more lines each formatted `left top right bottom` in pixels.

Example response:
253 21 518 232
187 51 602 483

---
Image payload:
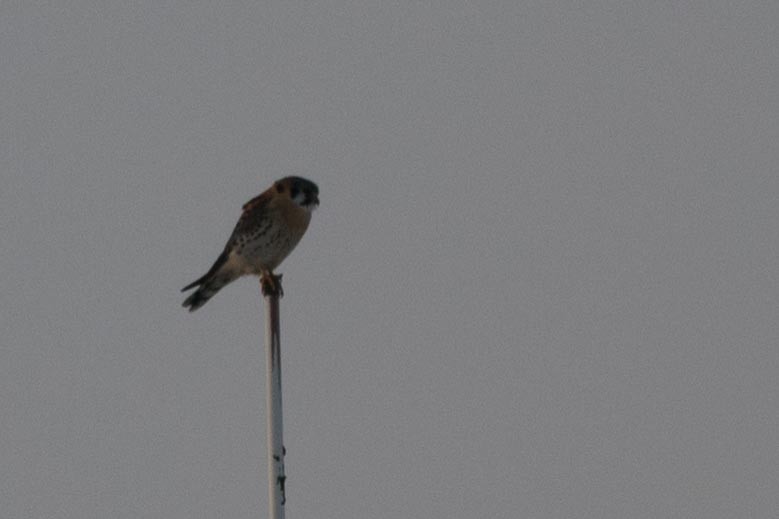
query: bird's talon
261 272 284 297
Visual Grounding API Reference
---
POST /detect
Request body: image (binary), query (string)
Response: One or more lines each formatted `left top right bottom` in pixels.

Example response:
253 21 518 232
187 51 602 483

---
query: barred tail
182 251 236 312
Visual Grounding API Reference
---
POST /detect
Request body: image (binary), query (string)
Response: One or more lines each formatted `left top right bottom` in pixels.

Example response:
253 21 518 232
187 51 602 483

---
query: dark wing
224 189 275 247
181 190 274 292
181 249 229 292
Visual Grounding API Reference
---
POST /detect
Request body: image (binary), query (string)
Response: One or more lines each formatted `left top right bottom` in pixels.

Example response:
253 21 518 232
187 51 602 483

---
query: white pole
262 274 286 519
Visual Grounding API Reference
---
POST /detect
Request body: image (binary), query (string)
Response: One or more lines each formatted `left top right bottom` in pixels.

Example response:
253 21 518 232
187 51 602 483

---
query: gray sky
2 2 778 518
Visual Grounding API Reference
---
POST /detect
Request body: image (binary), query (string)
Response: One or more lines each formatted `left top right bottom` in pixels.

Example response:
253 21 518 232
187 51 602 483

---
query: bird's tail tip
182 292 206 312
182 280 225 312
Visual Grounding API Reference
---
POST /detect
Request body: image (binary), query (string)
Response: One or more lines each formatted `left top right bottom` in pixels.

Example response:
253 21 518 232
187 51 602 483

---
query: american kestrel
182 176 319 311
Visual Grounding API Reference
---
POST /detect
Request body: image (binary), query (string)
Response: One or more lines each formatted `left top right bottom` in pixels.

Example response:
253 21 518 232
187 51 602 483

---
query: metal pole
262 274 286 519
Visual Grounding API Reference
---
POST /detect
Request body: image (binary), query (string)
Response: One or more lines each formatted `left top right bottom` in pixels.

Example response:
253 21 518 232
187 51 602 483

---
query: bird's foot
260 272 284 297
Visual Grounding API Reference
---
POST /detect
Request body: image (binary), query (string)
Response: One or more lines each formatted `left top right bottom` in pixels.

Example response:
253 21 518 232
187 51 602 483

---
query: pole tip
261 273 284 297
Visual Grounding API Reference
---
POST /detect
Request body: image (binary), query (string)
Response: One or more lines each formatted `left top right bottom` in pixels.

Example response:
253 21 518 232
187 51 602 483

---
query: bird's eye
290 187 299 198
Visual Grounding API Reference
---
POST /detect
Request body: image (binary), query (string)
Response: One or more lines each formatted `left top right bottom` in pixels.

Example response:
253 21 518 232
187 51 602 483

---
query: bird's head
275 176 319 211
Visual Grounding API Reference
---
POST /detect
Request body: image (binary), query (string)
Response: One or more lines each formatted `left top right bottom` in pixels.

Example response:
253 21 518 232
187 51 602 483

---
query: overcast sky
2 2 778 518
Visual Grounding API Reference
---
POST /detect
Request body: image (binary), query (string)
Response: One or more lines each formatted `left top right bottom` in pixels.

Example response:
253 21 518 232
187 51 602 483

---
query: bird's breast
239 206 309 272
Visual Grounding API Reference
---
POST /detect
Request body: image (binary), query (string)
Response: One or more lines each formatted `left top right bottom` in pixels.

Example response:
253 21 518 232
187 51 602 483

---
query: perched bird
182 176 319 311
